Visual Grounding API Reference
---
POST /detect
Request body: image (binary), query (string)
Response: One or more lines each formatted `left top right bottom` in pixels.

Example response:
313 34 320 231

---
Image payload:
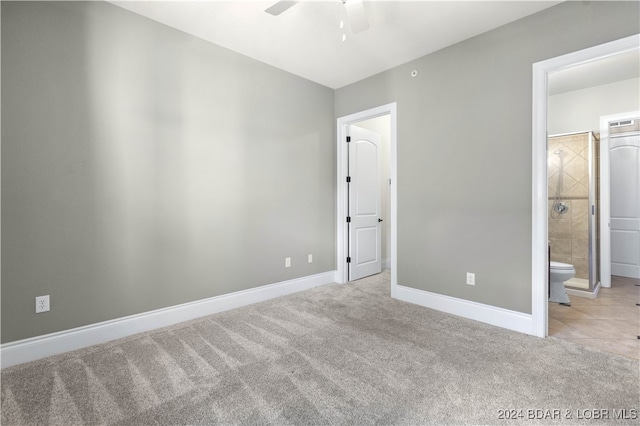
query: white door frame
532 34 640 337
600 110 640 287
336 103 397 293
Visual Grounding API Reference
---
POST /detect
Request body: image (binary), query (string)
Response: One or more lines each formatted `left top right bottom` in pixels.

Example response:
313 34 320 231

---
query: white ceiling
111 0 563 89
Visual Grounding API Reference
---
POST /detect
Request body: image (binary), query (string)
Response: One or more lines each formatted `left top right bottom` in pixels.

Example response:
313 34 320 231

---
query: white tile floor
549 275 640 359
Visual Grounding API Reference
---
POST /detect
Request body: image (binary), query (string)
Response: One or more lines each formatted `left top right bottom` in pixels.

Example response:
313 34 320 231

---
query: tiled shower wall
548 132 599 281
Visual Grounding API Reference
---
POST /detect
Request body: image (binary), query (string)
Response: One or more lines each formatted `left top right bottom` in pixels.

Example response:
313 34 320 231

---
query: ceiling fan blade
265 1 298 16
344 0 369 33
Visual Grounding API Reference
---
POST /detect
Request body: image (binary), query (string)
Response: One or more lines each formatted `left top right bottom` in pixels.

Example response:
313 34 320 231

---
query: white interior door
348 125 382 281
610 126 640 279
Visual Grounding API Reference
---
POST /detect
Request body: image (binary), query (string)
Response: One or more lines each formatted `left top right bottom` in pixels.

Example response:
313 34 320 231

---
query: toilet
549 261 575 305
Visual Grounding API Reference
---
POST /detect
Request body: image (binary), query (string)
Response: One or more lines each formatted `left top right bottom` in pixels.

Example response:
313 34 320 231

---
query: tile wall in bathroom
548 132 598 281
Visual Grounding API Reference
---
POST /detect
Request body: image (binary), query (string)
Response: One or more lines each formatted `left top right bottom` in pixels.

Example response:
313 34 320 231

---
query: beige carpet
2 271 639 425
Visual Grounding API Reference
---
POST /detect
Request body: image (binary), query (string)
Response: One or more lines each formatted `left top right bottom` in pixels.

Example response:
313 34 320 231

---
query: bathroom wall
548 77 639 135
548 132 598 282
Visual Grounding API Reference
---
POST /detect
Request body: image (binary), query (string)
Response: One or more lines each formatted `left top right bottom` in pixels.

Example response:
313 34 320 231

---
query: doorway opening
336 103 397 293
532 34 640 337
600 111 640 285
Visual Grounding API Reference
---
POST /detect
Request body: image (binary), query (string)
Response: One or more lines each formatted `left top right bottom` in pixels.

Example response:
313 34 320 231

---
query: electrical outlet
285 257 291 268
308 254 313 263
35 295 50 313
466 272 475 286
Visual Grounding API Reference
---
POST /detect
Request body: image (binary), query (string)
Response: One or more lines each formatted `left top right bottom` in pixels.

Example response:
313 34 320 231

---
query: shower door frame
547 131 598 291
531 34 640 338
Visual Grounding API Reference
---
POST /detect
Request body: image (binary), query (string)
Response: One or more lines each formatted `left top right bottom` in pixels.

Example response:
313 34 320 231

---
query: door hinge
346 257 351 263
346 136 351 142
346 176 351 183
346 216 351 223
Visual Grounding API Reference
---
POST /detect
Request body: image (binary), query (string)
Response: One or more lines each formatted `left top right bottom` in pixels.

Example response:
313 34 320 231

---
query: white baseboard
382 258 391 270
611 265 640 279
566 282 600 299
393 284 533 335
1 271 337 369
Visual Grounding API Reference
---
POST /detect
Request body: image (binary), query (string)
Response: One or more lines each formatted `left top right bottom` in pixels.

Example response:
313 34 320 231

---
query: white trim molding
566 283 601 300
531 34 640 338
395 285 532 335
1 271 337 369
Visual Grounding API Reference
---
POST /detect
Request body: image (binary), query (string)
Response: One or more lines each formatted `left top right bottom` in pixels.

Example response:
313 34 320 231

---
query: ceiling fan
265 0 370 34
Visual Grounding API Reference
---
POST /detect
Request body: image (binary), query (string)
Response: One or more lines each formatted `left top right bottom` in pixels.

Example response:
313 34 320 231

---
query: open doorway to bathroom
531 34 640 344
542 42 640 358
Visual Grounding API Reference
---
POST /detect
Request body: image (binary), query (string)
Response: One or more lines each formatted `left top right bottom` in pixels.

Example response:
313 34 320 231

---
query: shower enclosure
548 131 599 291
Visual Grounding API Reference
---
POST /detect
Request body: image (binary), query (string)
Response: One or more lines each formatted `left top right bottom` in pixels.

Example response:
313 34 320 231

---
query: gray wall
335 1 639 314
1 1 335 343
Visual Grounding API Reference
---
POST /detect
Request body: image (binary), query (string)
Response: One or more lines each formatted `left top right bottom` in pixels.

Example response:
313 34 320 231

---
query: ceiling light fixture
266 0 369 43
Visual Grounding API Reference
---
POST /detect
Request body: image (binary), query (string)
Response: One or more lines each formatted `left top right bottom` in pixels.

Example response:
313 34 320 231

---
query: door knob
378 218 383 222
